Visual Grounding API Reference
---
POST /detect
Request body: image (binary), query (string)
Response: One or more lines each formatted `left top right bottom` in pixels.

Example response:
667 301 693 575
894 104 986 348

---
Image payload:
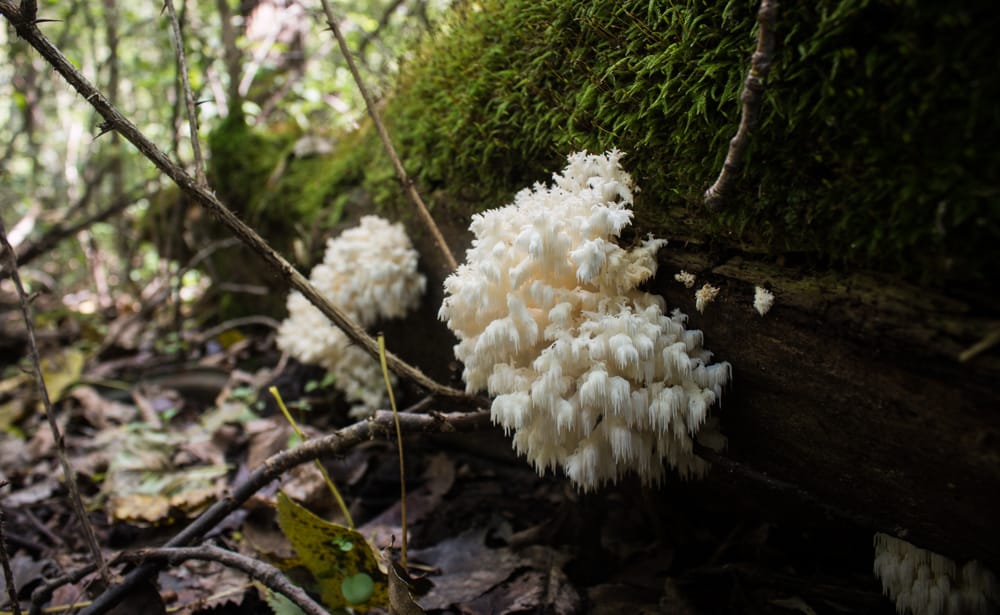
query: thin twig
703 0 778 210
0 5 472 403
29 564 97 615
0 217 111 587
214 0 241 116
0 484 23 615
357 0 405 56
317 0 458 273
163 0 206 185
76 409 490 615
124 545 329 615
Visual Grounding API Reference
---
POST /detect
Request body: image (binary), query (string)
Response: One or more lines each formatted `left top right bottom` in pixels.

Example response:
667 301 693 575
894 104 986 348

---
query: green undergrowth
203 0 999 288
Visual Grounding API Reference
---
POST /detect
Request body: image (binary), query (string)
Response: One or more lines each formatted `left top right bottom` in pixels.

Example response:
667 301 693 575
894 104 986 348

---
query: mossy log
382 0 1000 565
399 207 1000 568
200 0 1000 564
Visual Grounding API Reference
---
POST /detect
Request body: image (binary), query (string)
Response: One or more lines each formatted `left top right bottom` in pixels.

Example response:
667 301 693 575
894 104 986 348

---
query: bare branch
0 489 22 615
29 563 97 615
20 0 36 23
125 545 328 615
357 0 406 55
317 0 458 272
76 409 490 615
0 8 471 402
704 0 778 210
163 0 207 185
0 216 111 587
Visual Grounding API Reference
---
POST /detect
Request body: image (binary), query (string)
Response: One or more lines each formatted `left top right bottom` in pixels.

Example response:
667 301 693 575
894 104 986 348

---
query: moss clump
384 0 999 285
207 109 292 226
205 110 387 254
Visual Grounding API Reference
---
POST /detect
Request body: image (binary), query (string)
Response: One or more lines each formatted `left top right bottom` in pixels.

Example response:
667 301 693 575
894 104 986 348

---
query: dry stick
317 0 458 273
0 218 112 588
29 565 97 615
0 484 23 615
0 5 470 403
162 0 206 185
703 0 778 210
124 546 328 615
76 410 489 615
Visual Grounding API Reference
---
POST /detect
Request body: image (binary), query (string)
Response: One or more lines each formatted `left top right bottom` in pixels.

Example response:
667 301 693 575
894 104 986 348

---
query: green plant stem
269 386 354 529
377 335 407 568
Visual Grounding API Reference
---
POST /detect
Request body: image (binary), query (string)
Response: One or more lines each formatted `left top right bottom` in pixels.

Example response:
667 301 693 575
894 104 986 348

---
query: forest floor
0 301 895 615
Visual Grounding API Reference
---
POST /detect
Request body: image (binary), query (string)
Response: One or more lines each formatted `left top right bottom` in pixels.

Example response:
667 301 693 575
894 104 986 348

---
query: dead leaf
360 453 458 550
410 529 521 612
3 479 57 507
70 385 136 429
39 348 85 404
388 562 426 615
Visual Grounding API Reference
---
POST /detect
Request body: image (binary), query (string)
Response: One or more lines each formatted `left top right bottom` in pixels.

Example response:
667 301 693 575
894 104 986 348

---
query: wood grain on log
652 250 999 565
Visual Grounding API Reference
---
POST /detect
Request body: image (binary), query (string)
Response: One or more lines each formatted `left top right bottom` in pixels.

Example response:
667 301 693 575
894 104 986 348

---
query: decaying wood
654 248 1000 566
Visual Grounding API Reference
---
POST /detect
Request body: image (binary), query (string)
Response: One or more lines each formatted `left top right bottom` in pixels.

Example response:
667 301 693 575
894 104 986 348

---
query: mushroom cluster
439 150 730 490
277 216 425 413
874 533 998 615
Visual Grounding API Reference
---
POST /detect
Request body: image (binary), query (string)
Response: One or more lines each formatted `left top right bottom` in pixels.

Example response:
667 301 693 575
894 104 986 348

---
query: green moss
381 0 999 285
205 111 386 254
207 109 292 226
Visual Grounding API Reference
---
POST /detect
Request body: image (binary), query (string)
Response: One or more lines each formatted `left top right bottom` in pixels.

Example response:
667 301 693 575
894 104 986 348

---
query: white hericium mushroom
873 533 999 615
277 216 426 414
438 150 732 490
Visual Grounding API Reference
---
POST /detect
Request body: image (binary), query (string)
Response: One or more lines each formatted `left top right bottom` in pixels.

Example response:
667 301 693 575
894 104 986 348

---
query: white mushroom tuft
694 283 720 314
277 216 426 415
439 150 731 490
873 533 998 615
674 270 697 288
753 285 775 316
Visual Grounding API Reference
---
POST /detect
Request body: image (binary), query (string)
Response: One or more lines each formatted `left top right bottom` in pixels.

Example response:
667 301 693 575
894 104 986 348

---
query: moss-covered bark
384 0 999 286
194 0 1000 561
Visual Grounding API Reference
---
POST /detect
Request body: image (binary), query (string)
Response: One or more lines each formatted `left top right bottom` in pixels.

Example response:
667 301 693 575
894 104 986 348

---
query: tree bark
650 246 999 565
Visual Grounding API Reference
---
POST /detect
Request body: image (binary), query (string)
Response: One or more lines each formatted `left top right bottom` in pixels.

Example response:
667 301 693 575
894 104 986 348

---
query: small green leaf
341 573 375 605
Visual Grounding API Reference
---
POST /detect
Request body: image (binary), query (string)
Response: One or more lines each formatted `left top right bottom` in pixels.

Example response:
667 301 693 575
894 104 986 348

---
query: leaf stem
269 386 354 529
377 335 407 568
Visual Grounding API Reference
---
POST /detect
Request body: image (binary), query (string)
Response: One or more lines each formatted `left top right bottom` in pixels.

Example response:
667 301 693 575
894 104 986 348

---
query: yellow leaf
276 492 388 611
40 348 85 403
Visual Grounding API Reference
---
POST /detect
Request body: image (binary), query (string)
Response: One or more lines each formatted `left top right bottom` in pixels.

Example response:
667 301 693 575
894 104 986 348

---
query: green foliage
378 0 999 284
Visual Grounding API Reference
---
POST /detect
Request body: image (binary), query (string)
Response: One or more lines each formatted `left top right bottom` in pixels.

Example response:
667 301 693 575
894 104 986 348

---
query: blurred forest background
1 0 446 333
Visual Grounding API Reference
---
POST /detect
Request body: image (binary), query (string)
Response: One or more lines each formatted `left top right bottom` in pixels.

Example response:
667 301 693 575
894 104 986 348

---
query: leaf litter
0 311 895 615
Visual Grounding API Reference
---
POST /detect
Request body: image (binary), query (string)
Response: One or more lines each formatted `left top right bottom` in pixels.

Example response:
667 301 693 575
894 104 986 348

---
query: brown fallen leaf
409 529 522 612
388 562 426 615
